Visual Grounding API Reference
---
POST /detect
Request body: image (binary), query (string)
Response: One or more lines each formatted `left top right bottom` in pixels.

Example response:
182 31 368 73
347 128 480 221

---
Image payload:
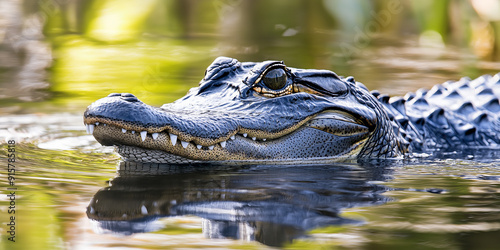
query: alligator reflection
87 161 393 247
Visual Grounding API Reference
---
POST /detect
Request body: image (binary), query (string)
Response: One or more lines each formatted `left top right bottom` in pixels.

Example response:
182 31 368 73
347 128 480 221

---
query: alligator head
84 57 407 163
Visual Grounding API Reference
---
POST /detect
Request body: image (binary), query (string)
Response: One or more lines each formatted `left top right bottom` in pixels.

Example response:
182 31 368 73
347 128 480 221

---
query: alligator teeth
95 122 99 126
230 135 235 140
131 131 135 134
181 141 189 148
208 145 214 150
197 145 202 149
122 128 127 133
141 205 148 215
243 133 248 137
170 133 177 146
252 137 256 141
88 124 95 134
220 141 226 148
152 133 159 140
140 131 147 141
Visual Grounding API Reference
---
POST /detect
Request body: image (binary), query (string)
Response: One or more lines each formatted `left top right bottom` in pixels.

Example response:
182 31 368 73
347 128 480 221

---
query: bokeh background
1 1 500 249
2 0 500 114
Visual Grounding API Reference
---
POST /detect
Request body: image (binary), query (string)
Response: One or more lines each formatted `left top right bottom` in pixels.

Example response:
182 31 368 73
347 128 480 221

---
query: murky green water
1 1 500 249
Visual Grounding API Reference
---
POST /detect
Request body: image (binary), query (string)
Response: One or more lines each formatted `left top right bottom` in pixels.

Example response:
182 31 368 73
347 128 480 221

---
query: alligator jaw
84 121 272 162
85 120 246 153
84 108 371 163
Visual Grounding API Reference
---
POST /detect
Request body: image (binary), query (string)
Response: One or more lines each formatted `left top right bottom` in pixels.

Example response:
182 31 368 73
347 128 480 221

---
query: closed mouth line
84 122 270 150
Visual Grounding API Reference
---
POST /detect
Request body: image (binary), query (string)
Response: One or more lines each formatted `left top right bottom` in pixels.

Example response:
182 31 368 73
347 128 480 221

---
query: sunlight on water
86 0 159 41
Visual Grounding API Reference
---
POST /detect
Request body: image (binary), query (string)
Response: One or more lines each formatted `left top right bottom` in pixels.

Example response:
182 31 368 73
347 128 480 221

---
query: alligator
83 57 500 163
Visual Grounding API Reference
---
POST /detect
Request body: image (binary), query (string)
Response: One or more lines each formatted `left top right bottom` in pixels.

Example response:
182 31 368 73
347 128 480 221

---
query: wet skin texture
84 57 500 163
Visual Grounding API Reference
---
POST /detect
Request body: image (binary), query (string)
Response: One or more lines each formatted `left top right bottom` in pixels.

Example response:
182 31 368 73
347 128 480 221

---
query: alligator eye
262 68 287 90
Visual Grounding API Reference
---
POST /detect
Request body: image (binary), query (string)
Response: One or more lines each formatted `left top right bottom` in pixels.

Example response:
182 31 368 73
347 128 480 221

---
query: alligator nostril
122 97 139 102
107 93 121 97
120 93 139 102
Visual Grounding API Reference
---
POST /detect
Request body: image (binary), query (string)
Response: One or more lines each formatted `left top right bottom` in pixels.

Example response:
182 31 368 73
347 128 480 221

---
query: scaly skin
83 57 500 163
374 74 500 152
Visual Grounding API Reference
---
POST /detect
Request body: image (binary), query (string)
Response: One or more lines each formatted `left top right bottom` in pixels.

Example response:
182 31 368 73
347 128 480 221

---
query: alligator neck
373 75 500 152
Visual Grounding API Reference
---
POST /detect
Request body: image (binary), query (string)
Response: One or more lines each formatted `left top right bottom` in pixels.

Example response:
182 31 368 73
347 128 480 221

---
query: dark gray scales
375 74 500 152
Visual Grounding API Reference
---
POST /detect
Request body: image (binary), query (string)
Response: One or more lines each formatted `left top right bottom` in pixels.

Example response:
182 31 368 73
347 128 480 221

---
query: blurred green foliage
1 0 498 112
26 0 500 109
